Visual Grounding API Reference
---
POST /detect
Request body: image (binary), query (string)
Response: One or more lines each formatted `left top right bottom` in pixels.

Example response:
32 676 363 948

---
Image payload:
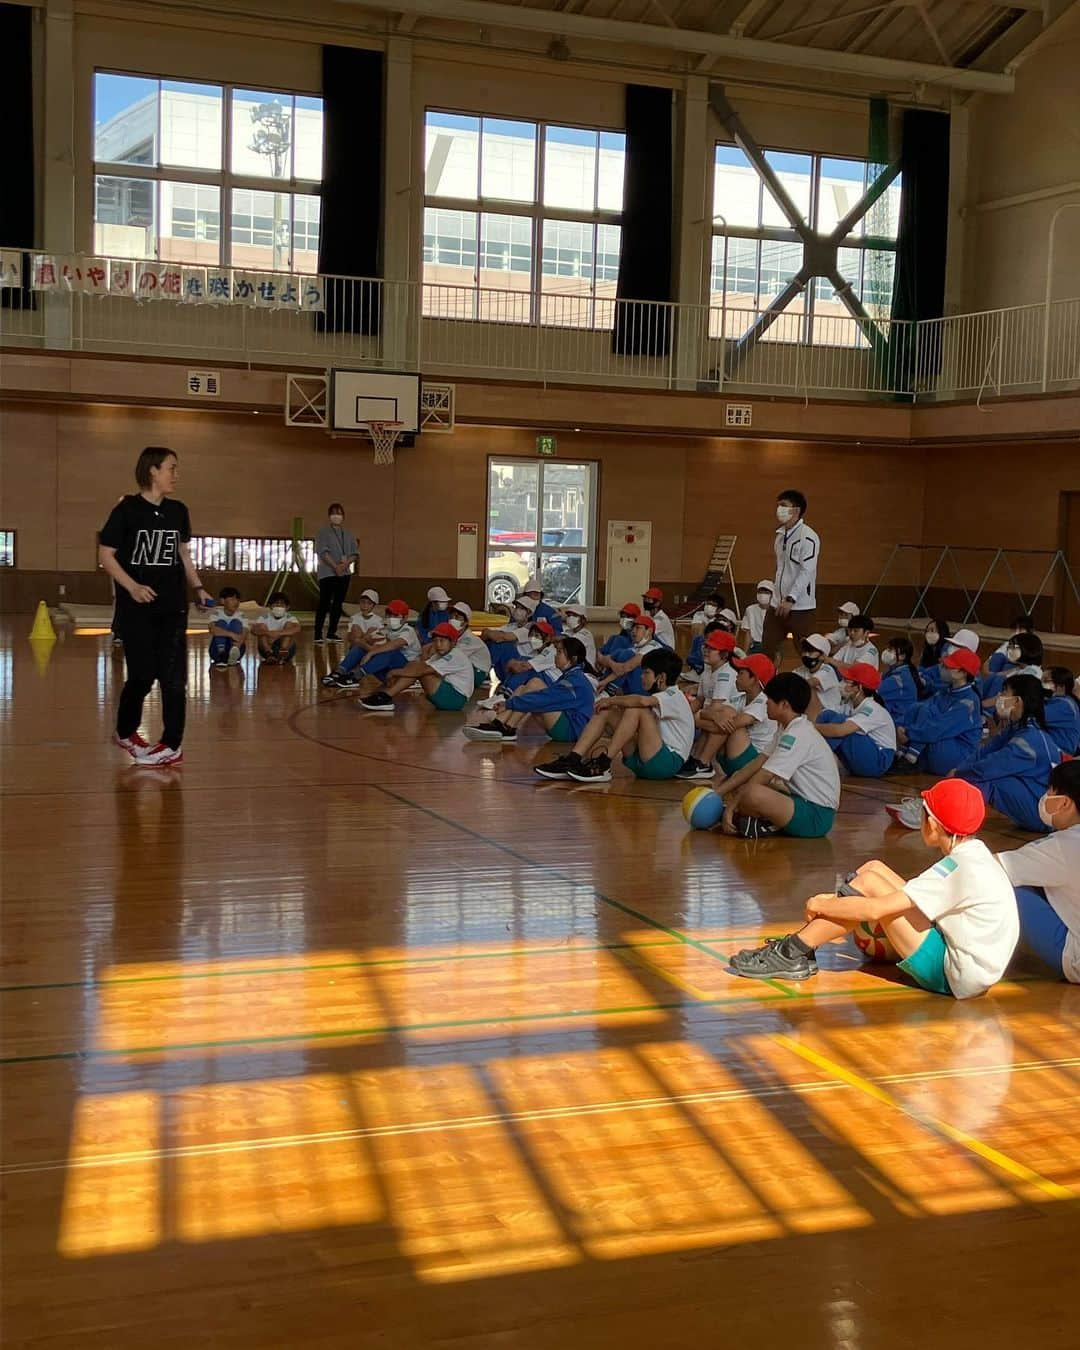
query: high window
423 112 625 328
711 145 901 346
92 74 323 272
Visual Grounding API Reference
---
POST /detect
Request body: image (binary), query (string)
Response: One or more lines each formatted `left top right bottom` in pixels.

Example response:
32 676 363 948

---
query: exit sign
536 433 557 457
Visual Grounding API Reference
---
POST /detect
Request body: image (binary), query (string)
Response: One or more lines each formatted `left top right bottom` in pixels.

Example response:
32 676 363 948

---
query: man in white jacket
762 488 821 662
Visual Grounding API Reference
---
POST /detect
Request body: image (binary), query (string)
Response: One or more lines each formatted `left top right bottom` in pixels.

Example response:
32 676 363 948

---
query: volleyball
853 921 898 962
682 786 724 830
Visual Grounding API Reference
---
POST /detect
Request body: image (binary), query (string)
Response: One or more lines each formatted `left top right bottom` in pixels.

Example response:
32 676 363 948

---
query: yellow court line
774 1034 1075 1203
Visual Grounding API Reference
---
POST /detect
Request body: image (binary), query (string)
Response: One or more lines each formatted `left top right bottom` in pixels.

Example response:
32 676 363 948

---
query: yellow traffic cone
29 637 55 676
29 600 57 642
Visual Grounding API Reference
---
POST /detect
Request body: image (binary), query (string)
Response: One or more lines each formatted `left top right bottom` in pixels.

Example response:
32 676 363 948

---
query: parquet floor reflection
2 623 1077 1349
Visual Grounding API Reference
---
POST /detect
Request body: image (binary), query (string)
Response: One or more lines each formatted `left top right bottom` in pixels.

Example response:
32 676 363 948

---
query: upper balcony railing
1 248 1078 404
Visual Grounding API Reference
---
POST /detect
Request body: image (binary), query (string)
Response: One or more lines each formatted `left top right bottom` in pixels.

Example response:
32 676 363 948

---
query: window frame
710 141 900 346
91 70 323 272
422 107 626 330
187 535 317 573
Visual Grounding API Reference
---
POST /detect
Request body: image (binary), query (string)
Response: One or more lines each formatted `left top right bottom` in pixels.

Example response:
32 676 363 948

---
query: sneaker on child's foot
463 721 504 741
731 813 781 839
676 757 715 781
894 747 920 768
728 936 817 981
568 752 612 783
533 752 583 780
885 797 924 830
134 742 184 768
359 692 395 712
212 661 228 670
321 671 343 687
114 732 151 759
227 645 242 666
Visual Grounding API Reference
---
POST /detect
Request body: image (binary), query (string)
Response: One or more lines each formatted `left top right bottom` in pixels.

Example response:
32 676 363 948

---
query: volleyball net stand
865 544 1080 633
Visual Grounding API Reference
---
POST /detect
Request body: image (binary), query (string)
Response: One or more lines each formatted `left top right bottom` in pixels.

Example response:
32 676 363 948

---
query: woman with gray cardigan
313 502 359 644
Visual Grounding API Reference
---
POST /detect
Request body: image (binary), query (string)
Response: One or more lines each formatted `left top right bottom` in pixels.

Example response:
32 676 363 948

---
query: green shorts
625 745 684 780
428 680 469 711
548 713 573 742
720 744 759 776
473 667 489 688
897 926 953 996
781 794 836 838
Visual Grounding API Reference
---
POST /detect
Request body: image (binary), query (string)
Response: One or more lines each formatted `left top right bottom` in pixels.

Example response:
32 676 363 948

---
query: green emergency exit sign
536 434 557 457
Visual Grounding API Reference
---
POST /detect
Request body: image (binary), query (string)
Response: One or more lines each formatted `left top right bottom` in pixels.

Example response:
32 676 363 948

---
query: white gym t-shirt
999 825 1080 983
651 686 696 761
794 662 841 712
903 839 1019 999
764 715 842 810
847 697 897 750
428 646 475 698
700 662 740 708
741 691 777 754
835 638 880 669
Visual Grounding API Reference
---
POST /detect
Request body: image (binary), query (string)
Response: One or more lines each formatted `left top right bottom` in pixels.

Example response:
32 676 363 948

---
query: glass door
486 458 596 608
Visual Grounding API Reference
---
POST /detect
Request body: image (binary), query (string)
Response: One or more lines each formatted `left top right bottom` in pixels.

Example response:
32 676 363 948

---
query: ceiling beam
337 0 1015 90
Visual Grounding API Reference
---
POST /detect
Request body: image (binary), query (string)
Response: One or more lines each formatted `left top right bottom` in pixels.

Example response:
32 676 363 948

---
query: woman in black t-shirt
99 447 212 767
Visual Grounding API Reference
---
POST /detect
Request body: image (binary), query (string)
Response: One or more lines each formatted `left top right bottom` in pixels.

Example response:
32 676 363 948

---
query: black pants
315 575 350 639
116 608 188 750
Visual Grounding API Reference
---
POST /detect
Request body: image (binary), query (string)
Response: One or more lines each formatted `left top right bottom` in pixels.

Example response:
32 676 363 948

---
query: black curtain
316 46 383 337
890 108 950 387
0 2 35 310
613 84 673 357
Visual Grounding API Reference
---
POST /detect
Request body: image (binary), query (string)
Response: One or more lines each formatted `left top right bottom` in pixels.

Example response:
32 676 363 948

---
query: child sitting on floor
829 613 879 670
677 630 742 779
728 779 1019 998
560 603 596 666
794 633 842 714
463 636 596 744
826 600 861 652
533 648 692 783
449 601 492 688
359 621 474 713
500 619 559 691
878 636 923 725
346 588 385 650
678 653 777 783
816 662 897 778
739 582 774 655
715 671 841 840
1043 667 1080 755
596 613 663 696
895 648 983 774
322 598 419 688
250 591 300 664
208 587 247 667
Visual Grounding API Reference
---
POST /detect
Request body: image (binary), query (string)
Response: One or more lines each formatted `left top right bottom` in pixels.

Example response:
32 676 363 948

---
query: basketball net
365 421 404 467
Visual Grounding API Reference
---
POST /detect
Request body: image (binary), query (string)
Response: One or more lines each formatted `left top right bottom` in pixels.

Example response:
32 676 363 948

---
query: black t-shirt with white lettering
100 494 192 615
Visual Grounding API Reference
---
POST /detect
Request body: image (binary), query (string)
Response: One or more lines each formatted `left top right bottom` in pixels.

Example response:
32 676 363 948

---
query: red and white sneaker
115 732 152 759
134 742 184 768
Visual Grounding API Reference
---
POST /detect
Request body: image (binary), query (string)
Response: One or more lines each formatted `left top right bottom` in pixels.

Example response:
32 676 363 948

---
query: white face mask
776 505 794 524
881 649 898 667
840 683 859 706
837 616 850 629
703 604 717 618
329 513 344 526
995 695 1016 719
620 616 634 631
451 616 467 631
1007 644 1022 663
565 616 582 631
529 634 545 651
387 615 404 631
1038 793 1067 828
926 629 940 644
634 633 651 649
270 606 286 619
756 591 771 606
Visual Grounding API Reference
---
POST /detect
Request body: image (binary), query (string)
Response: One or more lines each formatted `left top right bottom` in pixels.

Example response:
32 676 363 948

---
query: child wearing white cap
827 600 861 651
417 586 453 643
449 601 493 688
346 588 385 649
484 594 539 683
560 603 596 666
519 578 563 633
794 633 842 713
829 613 879 671
740 582 774 654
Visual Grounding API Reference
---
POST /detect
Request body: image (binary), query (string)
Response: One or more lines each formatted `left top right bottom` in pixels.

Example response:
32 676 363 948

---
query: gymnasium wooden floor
3 620 1078 1349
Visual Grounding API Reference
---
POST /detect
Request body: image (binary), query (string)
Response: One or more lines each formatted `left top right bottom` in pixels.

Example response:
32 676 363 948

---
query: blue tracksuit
982 663 1041 704
1045 695 1080 755
816 709 895 778
921 662 983 702
955 721 1061 833
879 664 920 725
987 645 1010 675
600 630 634 662
417 605 453 644
686 633 705 674
532 600 563 635
506 664 595 739
899 684 983 775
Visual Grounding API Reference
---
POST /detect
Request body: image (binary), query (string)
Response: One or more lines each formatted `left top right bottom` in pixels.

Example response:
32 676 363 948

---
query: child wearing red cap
677 631 743 780
678 652 776 782
816 662 897 778
499 619 559 692
641 587 675 649
360 621 473 713
895 647 983 774
730 778 1019 996
323 598 421 688
595 614 662 697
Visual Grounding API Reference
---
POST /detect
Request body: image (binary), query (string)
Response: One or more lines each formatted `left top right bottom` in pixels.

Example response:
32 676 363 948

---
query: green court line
0 938 686 996
0 980 939 1068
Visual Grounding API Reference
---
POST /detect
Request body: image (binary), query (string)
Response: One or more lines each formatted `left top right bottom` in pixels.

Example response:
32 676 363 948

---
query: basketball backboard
330 370 420 434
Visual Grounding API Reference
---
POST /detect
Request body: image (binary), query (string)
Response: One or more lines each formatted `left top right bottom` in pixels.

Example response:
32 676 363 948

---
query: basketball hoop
364 420 405 467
